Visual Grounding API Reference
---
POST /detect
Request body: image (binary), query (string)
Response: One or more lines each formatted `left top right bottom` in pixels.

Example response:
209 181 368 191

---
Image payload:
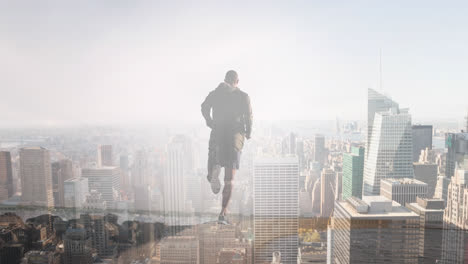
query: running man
201 70 252 223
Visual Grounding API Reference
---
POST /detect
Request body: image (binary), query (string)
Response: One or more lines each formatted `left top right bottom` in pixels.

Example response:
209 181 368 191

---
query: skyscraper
413 162 438 197
51 159 74 207
19 147 54 207
164 136 188 233
313 135 326 164
367 88 399 147
331 196 419 263
254 157 299 264
0 151 14 200
81 167 120 208
363 107 414 196
412 125 433 162
97 145 113 167
445 132 468 178
407 197 444 264
380 178 427 206
440 159 468 263
342 146 365 200
320 168 336 218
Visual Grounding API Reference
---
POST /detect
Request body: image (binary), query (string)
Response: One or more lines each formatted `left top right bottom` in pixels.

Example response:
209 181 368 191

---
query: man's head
224 70 239 87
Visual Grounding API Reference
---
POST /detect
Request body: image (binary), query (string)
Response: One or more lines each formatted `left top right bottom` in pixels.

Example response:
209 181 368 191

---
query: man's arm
201 92 214 128
244 94 253 139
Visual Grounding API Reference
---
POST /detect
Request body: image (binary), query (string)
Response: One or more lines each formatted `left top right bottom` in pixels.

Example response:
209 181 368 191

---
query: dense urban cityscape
0 89 465 263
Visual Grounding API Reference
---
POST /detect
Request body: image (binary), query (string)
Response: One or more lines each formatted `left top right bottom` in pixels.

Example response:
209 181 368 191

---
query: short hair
224 70 238 84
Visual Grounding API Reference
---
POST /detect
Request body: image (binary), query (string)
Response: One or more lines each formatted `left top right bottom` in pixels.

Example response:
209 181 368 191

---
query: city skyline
1 1 468 127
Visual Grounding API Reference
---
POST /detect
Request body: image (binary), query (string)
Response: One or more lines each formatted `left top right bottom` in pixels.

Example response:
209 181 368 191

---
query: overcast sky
1 0 467 127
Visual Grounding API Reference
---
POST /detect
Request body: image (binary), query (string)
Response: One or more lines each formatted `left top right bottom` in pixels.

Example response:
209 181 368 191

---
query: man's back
201 82 252 136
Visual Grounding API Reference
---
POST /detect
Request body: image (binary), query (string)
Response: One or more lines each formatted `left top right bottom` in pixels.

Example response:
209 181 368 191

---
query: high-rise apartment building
342 146 365 200
0 151 14 200
81 167 120 208
19 147 54 207
363 107 414 196
380 178 427 206
254 157 299 264
407 197 444 264
412 125 433 162
330 196 419 263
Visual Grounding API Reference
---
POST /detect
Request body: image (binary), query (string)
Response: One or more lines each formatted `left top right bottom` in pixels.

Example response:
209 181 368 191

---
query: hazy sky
1 0 467 127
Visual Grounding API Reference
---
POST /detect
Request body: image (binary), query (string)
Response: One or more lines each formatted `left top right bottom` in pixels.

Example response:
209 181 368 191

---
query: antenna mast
379 49 383 91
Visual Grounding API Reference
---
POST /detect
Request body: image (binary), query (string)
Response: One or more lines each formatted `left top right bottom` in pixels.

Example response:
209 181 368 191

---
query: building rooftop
381 178 427 185
342 196 418 219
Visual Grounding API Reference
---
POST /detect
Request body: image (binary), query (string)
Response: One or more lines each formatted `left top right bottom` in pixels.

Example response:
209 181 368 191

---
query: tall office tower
407 197 444 264
342 146 365 200
0 151 13 200
330 196 419 263
412 125 433 162
51 159 74 207
254 157 299 264
97 145 113 167
81 167 120 208
413 162 438 197
380 178 427 206
64 177 89 208
164 137 188 233
363 107 414 196
63 228 93 264
320 168 336 218
434 175 450 205
313 135 326 164
440 160 468 263
132 150 149 187
367 88 399 147
445 132 468 177
19 147 54 207
160 236 199 264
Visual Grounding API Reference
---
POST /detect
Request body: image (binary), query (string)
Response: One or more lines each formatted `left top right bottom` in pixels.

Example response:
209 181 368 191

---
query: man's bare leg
220 166 236 217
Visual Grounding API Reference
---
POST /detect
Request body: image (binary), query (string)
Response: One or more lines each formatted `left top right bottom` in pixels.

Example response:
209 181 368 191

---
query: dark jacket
201 82 252 141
